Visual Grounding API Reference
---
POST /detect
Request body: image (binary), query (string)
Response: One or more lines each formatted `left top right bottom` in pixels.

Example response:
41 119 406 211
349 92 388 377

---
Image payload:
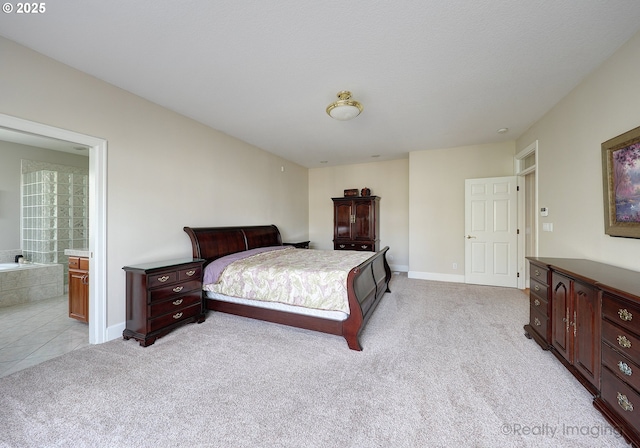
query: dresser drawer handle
619 309 633 322
534 317 541 327
185 270 196 277
619 361 633 376
172 312 183 320
618 335 632 349
534 299 540 307
172 299 183 306
534 269 540 277
157 275 170 283
618 392 634 412
534 285 540 292
172 286 184 293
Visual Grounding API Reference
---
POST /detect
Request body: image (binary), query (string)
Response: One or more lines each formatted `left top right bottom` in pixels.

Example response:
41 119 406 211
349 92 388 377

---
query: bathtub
0 262 63 308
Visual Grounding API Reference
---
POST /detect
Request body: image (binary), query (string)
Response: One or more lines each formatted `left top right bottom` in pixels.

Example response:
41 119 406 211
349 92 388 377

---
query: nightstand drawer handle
619 361 633 376
534 285 540 292
534 317 541 327
172 286 184 293
618 335 632 349
172 299 183 306
173 312 183 320
186 270 196 276
619 309 633 322
618 392 634 412
534 299 540 307
339 245 345 248
157 275 170 283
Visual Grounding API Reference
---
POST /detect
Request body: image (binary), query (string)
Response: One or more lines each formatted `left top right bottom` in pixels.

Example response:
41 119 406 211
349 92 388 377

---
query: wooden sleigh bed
183 225 391 350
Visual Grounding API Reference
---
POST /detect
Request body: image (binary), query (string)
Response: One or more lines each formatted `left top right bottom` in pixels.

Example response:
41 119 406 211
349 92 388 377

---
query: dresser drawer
149 279 201 303
529 306 548 339
530 293 548 316
149 292 201 318
603 341 640 393
602 319 640 361
603 293 640 336
530 278 548 301
149 303 202 333
601 367 640 430
148 271 179 288
530 264 549 285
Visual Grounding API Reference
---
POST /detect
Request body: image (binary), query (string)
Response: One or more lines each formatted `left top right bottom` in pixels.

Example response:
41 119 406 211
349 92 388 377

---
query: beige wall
0 141 89 250
308 158 409 271
409 142 515 280
0 37 309 335
517 30 640 271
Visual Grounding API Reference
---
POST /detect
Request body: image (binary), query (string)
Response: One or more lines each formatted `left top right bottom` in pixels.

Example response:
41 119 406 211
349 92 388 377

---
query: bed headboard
183 225 283 262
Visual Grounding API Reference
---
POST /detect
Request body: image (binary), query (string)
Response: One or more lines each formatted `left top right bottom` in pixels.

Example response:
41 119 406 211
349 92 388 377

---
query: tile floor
0 294 89 378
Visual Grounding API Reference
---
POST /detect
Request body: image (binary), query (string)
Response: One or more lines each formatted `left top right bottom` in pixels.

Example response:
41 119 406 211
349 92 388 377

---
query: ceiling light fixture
326 91 363 121
497 128 509 134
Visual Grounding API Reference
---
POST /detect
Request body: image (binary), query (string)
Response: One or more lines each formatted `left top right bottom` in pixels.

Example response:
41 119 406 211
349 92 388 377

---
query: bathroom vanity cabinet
68 256 89 323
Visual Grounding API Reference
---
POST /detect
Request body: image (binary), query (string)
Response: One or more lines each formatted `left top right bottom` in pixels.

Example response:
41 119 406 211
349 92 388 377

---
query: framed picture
602 125 640 238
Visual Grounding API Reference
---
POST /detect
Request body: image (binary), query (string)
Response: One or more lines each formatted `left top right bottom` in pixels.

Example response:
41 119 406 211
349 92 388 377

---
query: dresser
123 258 205 346
332 196 380 251
525 257 640 445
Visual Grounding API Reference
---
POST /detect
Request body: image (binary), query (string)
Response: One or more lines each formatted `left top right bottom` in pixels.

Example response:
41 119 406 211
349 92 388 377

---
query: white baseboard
390 264 409 272
408 271 465 283
104 322 126 343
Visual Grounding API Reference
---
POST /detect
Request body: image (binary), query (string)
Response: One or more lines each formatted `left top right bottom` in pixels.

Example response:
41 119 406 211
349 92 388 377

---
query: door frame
514 140 538 289
0 113 108 344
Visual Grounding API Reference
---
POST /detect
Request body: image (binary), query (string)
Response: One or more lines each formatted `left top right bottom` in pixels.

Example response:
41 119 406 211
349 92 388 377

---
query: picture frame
602 125 640 238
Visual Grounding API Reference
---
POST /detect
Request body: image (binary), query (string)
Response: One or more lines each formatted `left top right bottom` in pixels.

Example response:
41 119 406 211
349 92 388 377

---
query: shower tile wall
21 161 88 285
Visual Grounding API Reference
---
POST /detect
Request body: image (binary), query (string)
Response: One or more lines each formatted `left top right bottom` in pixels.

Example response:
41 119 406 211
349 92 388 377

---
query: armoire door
334 202 353 239
353 201 374 240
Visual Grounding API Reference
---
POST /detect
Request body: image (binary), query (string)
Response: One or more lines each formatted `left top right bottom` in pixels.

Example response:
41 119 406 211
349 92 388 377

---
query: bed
183 225 391 350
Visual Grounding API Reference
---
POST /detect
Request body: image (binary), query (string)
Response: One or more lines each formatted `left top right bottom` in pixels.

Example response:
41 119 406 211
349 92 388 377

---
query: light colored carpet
0 275 630 447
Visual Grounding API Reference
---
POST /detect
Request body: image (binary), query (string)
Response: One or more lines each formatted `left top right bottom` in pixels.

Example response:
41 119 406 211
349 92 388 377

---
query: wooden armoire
332 196 380 251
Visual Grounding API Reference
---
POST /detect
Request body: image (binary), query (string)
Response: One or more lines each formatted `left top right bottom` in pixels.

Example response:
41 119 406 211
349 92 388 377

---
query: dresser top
527 257 640 301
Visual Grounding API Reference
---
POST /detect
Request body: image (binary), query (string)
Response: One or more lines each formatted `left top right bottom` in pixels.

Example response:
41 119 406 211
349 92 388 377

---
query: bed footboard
343 246 391 350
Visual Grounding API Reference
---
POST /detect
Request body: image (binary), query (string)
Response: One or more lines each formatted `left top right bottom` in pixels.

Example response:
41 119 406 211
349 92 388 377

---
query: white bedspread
203 247 373 313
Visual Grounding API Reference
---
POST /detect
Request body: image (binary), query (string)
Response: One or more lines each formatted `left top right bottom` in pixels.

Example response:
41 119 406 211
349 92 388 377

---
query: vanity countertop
64 249 90 258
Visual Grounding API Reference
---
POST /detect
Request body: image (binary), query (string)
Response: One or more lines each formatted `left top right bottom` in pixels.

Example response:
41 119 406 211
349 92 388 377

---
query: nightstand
122 258 205 346
283 241 310 249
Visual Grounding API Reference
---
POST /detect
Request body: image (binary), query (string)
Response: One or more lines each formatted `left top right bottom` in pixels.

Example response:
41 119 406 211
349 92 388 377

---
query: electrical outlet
452 262 458 270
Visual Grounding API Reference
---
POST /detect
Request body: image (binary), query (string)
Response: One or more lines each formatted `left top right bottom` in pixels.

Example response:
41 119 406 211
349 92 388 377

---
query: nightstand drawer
148 271 178 288
150 292 201 318
149 279 201 302
149 303 202 333
603 293 640 336
179 266 201 281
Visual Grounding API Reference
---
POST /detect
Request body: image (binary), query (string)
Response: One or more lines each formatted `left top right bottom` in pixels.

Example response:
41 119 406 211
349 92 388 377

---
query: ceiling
2 1 640 168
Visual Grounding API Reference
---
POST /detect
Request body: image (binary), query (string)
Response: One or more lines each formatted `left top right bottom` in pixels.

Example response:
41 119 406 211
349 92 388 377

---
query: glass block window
21 160 89 283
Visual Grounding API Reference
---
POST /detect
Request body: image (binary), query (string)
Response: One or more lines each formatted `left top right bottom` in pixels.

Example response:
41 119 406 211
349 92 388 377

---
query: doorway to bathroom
0 113 107 349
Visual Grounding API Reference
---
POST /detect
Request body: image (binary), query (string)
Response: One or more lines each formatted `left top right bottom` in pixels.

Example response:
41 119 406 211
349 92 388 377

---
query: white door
464 176 518 287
